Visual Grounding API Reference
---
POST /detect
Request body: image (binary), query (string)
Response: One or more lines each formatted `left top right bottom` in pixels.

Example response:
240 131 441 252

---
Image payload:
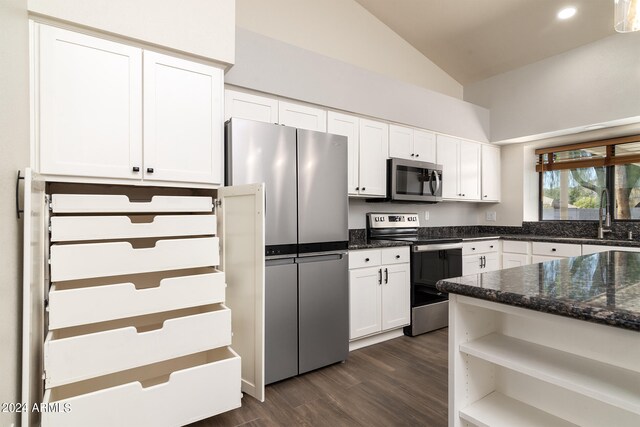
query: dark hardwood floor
190 328 448 427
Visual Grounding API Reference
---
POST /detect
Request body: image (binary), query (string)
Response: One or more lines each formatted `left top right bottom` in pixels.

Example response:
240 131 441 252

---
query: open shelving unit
449 295 640 427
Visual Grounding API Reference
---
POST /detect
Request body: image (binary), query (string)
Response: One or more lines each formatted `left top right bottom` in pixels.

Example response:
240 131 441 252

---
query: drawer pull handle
147 167 154 173
490 245 494 248
365 258 370 262
395 255 400 259
472 248 476 251
552 248 557 252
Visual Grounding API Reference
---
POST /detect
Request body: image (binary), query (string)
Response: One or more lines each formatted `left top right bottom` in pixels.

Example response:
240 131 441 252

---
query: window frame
537 135 640 222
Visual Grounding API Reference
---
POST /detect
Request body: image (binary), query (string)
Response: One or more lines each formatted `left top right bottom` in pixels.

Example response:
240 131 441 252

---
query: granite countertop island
437 250 640 331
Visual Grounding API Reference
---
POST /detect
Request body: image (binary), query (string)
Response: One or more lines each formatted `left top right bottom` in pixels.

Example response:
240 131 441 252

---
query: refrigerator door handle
295 253 345 264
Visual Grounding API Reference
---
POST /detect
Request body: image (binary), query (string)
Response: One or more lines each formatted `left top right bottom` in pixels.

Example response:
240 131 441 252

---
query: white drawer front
381 246 410 265
51 214 216 242
44 305 230 387
50 237 219 282
532 242 581 258
42 348 241 427
462 240 500 255
51 194 213 213
48 269 225 329
502 240 530 254
349 249 382 269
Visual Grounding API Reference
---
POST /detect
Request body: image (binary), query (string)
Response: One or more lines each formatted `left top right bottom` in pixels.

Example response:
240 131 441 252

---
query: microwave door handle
430 170 440 195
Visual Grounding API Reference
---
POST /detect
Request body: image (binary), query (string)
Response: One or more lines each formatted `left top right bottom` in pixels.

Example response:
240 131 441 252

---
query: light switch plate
486 211 497 221
424 211 429 221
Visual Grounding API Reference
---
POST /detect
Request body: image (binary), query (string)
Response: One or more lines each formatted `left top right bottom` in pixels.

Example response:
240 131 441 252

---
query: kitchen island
437 251 640 427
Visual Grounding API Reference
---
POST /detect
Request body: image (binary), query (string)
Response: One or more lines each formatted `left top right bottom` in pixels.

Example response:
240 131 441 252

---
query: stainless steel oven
367 213 462 336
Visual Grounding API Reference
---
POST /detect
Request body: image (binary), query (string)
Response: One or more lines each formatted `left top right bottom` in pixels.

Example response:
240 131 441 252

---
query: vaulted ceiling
354 0 615 85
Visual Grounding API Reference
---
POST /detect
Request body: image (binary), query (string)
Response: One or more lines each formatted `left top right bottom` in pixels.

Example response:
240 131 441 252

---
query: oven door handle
413 243 462 252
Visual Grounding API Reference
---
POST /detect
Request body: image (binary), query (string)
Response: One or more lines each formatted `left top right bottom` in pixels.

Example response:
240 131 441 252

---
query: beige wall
236 0 462 99
0 0 30 425
28 0 235 64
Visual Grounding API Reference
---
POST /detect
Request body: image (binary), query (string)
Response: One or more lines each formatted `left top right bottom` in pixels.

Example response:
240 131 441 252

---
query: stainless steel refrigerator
225 118 349 384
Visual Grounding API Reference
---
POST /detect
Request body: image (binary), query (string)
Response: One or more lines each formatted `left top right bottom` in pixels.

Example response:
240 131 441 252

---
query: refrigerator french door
226 118 349 385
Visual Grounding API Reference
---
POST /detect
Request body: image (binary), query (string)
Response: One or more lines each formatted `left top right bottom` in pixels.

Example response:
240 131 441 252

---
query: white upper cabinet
358 118 389 198
143 52 223 185
224 88 278 124
37 24 143 180
481 144 501 202
388 124 436 163
436 135 480 201
278 100 327 132
34 23 224 186
327 111 360 195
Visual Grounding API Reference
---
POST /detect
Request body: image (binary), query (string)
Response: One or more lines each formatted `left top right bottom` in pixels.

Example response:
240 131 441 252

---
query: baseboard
348 328 405 351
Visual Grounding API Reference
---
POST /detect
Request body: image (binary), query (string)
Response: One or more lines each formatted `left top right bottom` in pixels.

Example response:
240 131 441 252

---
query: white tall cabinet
33 24 224 186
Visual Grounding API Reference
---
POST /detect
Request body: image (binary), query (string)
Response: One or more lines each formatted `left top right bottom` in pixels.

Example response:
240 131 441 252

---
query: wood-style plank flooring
190 328 448 427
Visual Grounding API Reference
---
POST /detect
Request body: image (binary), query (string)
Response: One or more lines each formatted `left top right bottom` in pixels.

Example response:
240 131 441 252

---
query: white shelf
460 392 578 427
48 269 225 329
50 214 216 242
460 333 640 415
50 237 219 282
51 194 213 213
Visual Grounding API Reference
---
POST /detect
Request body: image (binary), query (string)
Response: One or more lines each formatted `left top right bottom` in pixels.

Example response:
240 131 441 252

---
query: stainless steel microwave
370 158 443 203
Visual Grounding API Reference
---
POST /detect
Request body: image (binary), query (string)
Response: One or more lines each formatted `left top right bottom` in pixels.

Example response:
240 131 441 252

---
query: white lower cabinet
531 242 582 264
349 247 410 340
502 240 532 269
462 240 501 275
502 253 530 269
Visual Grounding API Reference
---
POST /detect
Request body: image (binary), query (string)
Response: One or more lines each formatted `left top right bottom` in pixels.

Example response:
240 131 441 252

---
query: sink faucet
598 188 611 239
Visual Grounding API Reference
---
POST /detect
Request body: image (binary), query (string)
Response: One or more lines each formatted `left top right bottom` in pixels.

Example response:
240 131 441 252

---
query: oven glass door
411 249 462 307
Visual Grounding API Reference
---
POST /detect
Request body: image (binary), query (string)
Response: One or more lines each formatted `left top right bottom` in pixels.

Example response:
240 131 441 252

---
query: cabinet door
502 253 529 269
462 255 482 275
459 140 481 200
38 24 142 179
349 268 382 340
381 264 410 331
278 100 327 132
359 118 389 197
483 253 501 272
436 135 459 199
143 51 223 185
328 112 360 195
413 129 436 163
531 255 564 264
388 124 413 160
224 88 278 123
482 144 501 202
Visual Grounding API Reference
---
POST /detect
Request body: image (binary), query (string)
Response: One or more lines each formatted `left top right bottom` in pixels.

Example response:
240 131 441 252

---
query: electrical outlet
486 211 497 221
424 211 429 221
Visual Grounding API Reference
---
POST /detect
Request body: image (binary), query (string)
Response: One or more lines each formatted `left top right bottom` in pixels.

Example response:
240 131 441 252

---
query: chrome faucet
598 188 611 239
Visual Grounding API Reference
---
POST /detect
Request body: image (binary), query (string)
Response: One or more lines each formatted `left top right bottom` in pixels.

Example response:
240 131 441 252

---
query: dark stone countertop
437 251 640 332
500 234 640 248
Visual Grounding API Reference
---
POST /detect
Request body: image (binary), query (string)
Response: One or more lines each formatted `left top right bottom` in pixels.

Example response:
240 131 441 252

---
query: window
537 135 640 221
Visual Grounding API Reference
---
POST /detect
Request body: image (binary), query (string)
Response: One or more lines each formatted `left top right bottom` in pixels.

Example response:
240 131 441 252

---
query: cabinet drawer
462 240 500 255
349 249 382 269
532 242 581 258
41 347 241 427
50 237 219 282
44 305 230 388
48 269 225 329
381 246 410 265
502 240 530 254
51 194 213 213
50 214 216 242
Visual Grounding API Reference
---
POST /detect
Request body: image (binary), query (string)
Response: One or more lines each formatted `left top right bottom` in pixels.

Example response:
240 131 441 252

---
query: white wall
349 199 480 229
0 1 30 425
227 29 490 142
28 0 235 64
464 32 640 143
236 0 462 99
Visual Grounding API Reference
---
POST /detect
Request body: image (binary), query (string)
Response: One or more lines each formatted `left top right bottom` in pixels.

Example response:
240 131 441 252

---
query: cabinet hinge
213 198 221 213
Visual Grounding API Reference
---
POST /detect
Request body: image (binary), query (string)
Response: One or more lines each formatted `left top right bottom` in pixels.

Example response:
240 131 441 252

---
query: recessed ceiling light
558 7 577 20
